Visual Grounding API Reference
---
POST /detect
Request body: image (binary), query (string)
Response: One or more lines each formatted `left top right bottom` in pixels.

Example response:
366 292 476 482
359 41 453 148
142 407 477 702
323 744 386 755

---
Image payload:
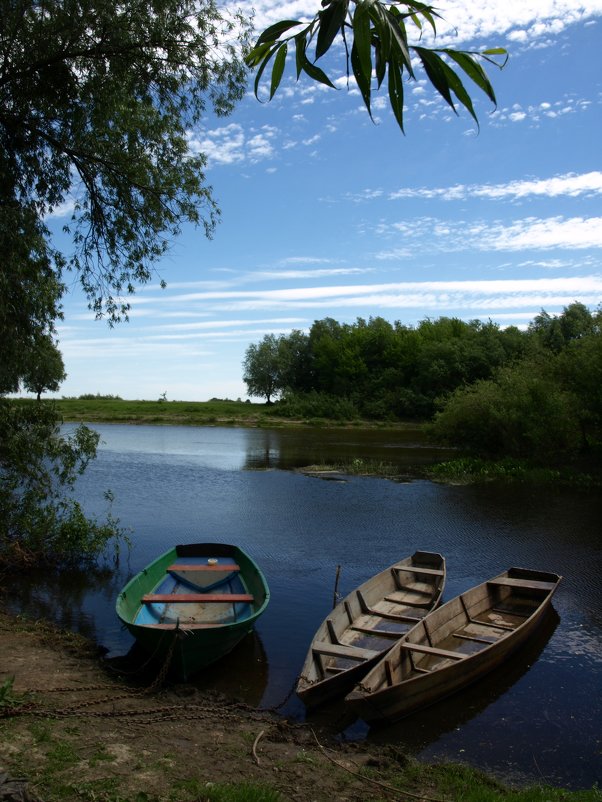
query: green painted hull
116 543 270 681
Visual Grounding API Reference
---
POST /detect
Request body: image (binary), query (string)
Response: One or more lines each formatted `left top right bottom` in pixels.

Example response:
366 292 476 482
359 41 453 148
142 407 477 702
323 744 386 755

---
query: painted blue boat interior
134 555 252 626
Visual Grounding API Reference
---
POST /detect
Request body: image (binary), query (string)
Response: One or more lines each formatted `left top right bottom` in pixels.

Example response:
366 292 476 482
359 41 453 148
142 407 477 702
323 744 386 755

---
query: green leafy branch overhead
246 0 508 132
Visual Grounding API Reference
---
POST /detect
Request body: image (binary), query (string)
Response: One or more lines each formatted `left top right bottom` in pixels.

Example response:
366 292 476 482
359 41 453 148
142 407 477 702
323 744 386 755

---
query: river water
5 424 601 788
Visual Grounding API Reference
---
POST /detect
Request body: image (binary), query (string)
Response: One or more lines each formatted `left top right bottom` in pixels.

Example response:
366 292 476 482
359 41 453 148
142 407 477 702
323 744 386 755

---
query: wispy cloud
187 123 278 166
246 0 602 47
389 172 602 202
376 215 602 253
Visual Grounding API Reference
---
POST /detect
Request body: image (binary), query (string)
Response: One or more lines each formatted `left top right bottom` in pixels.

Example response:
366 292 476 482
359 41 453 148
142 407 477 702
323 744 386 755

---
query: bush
272 392 360 421
0 399 128 569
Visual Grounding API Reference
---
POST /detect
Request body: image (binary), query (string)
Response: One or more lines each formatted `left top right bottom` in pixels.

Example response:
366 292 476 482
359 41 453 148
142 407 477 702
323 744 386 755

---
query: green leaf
388 60 405 133
255 20 302 47
483 47 508 56
252 43 280 100
316 0 347 60
374 40 386 88
295 32 307 79
270 43 288 100
352 3 372 81
384 8 414 75
245 41 272 69
300 54 337 89
443 50 497 105
438 58 479 125
414 46 455 110
351 40 372 120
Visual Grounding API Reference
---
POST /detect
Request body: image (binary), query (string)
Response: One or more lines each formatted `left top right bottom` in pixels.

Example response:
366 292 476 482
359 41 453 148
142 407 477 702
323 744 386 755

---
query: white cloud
388 171 602 202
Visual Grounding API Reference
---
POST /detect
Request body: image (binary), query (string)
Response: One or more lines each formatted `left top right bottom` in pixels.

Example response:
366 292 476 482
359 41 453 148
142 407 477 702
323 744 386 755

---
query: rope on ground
310 728 445 802
252 730 265 765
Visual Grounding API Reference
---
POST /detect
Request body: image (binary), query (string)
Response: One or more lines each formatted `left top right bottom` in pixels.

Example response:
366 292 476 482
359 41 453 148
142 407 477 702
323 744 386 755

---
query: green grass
427 456 602 488
45 397 267 426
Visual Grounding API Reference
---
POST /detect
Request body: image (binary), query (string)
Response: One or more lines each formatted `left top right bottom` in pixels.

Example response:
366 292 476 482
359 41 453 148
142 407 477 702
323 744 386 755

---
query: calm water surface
6 424 601 789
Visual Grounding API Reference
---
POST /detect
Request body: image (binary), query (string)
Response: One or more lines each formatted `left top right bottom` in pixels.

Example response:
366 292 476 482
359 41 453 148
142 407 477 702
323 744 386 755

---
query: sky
48 0 602 402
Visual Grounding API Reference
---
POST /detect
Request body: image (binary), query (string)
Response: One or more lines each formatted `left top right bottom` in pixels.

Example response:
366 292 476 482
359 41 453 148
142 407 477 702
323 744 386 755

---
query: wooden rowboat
116 543 270 681
296 551 446 708
345 567 561 723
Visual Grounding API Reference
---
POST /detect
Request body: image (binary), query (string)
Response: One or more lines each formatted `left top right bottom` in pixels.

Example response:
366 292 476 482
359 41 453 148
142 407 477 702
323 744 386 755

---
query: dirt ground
0 610 435 802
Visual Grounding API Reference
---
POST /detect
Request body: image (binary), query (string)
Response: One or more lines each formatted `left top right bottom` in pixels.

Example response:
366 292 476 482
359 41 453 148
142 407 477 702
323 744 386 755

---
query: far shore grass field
44 395 417 429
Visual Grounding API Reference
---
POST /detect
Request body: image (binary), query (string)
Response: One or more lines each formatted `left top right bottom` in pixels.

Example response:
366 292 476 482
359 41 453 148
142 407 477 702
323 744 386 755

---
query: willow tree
0 0 251 566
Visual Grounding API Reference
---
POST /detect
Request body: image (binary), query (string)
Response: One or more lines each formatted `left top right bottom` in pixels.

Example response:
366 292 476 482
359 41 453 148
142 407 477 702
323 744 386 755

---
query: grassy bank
48 397 281 427
0 612 599 802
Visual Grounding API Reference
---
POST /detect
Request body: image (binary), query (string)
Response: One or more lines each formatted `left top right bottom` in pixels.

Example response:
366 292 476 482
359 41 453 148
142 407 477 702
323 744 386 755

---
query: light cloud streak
389 172 602 202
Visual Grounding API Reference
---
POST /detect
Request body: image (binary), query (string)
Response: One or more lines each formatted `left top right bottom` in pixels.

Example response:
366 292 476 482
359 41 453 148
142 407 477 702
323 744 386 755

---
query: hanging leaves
245 0 508 133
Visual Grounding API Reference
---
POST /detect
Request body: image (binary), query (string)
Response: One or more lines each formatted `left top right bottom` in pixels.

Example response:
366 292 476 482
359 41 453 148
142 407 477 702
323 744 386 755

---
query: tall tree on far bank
243 335 283 403
21 335 67 401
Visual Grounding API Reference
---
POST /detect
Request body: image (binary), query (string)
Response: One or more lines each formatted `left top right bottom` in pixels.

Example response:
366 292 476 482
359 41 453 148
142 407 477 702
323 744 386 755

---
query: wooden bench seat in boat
142 593 253 603
487 577 557 591
357 590 423 622
401 642 467 660
394 566 445 576
167 564 240 573
312 641 381 661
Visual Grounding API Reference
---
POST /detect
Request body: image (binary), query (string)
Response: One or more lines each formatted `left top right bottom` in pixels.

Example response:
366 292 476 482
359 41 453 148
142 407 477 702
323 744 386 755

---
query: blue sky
49 0 602 402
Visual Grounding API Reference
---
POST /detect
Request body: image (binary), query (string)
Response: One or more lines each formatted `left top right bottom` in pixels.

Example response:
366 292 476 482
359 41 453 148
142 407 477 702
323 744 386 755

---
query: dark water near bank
5 424 601 788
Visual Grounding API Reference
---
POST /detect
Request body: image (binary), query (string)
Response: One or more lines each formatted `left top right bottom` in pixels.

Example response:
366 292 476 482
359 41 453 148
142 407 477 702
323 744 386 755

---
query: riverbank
0 609 599 802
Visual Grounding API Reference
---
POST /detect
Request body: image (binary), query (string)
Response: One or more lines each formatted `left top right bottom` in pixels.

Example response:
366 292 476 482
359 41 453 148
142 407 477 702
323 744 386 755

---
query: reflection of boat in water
367 604 561 749
115 543 270 681
297 551 445 708
108 619 270 707
346 568 561 724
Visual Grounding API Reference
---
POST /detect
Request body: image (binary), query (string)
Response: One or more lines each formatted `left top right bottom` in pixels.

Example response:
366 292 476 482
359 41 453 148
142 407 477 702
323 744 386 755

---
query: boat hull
346 567 561 723
297 551 445 707
116 543 270 681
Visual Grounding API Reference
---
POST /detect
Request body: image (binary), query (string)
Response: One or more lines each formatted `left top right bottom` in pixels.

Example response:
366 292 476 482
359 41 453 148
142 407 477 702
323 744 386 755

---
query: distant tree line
243 303 602 465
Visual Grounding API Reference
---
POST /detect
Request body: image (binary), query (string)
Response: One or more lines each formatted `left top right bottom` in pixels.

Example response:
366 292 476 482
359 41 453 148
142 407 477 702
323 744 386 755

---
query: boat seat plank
312 641 380 661
394 566 445 576
454 632 496 645
167 564 240 573
402 642 467 660
487 577 557 591
351 625 406 639
142 593 253 604
142 622 222 629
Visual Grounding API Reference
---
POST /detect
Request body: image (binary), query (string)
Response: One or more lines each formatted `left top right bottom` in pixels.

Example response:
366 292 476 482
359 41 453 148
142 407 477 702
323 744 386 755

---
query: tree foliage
1 0 250 321
0 400 128 568
246 0 507 133
244 304 602 467
242 335 282 403
0 0 250 567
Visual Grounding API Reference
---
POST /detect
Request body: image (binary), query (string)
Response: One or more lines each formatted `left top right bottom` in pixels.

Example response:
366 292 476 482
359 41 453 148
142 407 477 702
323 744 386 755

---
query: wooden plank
453 632 496 645
351 625 406 639
395 566 445 576
312 641 380 661
142 622 221 629
167 564 240 572
142 593 253 604
487 577 557 591
401 642 467 660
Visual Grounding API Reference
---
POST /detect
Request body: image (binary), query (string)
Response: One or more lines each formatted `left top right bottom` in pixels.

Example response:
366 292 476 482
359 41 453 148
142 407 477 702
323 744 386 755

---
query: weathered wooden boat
116 543 270 681
296 551 446 707
345 567 561 723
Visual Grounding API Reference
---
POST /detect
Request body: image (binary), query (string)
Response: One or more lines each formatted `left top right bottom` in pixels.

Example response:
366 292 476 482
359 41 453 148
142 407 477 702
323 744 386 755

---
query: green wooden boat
116 543 270 681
